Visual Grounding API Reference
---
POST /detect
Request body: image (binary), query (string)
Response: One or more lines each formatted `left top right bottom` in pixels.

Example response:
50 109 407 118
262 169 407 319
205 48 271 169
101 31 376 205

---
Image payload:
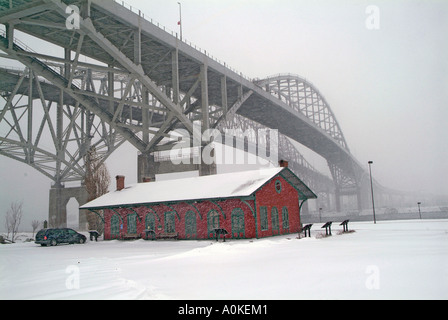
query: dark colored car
35 228 86 246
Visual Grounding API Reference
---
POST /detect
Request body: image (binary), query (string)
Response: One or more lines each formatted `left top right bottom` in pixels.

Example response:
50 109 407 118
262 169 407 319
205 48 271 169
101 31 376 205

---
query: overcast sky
1 0 447 230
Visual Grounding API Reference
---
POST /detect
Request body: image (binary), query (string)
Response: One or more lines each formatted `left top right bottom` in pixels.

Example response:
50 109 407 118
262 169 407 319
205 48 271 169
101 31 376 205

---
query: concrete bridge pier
137 146 217 182
49 185 89 229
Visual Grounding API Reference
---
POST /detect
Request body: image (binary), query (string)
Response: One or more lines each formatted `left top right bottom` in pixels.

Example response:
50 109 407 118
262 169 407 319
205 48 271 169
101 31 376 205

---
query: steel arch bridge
0 0 380 227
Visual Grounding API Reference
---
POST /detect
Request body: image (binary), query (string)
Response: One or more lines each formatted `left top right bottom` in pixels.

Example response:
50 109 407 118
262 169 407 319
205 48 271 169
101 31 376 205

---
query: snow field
0 219 447 300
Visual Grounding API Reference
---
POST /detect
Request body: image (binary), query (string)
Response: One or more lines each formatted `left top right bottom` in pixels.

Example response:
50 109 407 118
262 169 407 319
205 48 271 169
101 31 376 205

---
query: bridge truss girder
0 66 126 186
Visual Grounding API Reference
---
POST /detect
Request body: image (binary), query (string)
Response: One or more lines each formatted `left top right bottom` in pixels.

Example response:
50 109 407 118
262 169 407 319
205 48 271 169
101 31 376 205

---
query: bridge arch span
255 74 349 152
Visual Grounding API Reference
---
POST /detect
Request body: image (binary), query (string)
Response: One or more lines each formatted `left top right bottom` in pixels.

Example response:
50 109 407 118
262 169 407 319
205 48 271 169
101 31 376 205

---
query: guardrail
112 0 254 83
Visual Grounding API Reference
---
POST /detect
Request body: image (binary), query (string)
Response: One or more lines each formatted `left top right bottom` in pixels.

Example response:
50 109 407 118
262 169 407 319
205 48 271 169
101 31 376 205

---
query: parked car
35 228 86 246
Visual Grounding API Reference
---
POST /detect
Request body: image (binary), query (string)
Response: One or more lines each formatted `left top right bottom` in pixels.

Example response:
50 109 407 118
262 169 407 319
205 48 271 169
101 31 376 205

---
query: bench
321 221 333 236
144 229 156 240
300 224 313 238
213 228 229 242
340 220 350 232
122 234 141 240
158 232 178 240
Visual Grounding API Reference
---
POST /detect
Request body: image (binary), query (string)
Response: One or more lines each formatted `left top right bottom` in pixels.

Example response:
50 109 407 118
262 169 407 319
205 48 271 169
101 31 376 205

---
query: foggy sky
0 0 447 230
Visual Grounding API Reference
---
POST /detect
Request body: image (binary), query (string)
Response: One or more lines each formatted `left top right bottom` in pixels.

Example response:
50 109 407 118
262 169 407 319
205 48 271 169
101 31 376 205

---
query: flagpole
178 2 183 41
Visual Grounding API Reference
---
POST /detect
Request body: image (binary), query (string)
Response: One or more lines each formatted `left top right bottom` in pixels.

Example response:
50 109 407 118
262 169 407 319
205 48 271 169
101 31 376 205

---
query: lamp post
368 161 376 224
177 2 183 41
417 202 422 220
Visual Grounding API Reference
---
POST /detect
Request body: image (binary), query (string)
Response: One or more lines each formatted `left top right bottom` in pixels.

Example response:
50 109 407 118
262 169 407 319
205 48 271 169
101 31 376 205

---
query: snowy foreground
1 219 447 300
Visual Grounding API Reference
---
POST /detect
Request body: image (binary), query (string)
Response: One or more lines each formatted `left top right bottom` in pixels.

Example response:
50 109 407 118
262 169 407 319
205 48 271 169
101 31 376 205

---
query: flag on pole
178 21 181 25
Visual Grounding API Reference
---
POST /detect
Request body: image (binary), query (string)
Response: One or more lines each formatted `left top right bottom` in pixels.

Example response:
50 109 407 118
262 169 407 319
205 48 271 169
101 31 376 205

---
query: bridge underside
0 0 389 227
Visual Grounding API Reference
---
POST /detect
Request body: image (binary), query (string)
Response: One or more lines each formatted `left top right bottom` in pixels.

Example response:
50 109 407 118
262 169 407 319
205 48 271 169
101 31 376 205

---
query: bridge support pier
357 189 363 212
198 145 218 177
137 147 217 182
49 185 89 229
138 153 158 182
334 188 342 213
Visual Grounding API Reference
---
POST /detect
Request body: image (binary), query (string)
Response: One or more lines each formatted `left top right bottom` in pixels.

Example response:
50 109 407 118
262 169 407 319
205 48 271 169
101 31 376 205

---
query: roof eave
81 194 256 211
279 167 318 200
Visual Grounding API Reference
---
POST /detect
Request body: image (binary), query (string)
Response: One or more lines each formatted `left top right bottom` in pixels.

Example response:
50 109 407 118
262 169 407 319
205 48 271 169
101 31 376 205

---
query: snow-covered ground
1 219 447 300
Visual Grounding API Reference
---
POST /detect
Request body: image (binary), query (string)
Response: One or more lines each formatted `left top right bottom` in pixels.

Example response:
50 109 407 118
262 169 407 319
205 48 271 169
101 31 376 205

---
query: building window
111 214 120 237
165 211 175 233
185 211 197 238
127 213 137 234
207 210 219 235
282 206 289 230
271 207 279 231
275 179 282 194
145 213 155 231
231 208 245 238
260 206 268 231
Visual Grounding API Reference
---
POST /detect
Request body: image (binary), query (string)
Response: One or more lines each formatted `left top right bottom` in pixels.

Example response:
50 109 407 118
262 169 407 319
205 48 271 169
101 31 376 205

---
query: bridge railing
112 0 253 83
254 73 319 90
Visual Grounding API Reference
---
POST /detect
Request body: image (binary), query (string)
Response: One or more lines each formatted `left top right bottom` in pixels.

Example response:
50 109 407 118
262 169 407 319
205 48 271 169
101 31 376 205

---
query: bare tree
84 147 110 235
5 201 23 243
31 220 40 238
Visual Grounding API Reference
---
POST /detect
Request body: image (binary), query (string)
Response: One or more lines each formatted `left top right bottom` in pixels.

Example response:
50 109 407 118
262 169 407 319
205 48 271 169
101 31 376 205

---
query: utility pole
177 2 183 41
417 202 422 220
368 161 376 224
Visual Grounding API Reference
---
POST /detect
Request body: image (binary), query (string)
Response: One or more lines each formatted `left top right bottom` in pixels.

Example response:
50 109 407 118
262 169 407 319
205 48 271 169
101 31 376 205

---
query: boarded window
231 208 245 238
207 210 219 235
111 214 120 237
185 211 197 238
165 212 175 233
127 213 137 234
260 206 268 231
271 207 279 231
145 213 155 231
282 207 289 230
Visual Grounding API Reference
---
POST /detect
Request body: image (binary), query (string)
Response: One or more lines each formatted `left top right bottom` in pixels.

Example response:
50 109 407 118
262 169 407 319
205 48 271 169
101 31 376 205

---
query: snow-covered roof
81 167 316 210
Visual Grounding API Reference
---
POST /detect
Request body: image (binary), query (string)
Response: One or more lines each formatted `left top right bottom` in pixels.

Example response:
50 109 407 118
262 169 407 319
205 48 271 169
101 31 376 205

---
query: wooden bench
122 234 141 240
158 232 178 240
213 228 228 242
144 229 156 240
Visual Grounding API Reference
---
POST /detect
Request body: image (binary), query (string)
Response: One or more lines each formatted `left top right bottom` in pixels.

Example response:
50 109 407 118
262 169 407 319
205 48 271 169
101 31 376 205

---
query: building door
111 214 120 239
207 210 219 239
165 212 176 233
145 213 155 231
282 206 289 232
231 208 245 239
127 213 137 234
271 207 279 235
185 211 197 239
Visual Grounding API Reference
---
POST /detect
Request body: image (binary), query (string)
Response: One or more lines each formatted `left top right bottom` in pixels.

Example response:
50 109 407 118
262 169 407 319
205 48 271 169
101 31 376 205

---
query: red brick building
81 165 317 240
